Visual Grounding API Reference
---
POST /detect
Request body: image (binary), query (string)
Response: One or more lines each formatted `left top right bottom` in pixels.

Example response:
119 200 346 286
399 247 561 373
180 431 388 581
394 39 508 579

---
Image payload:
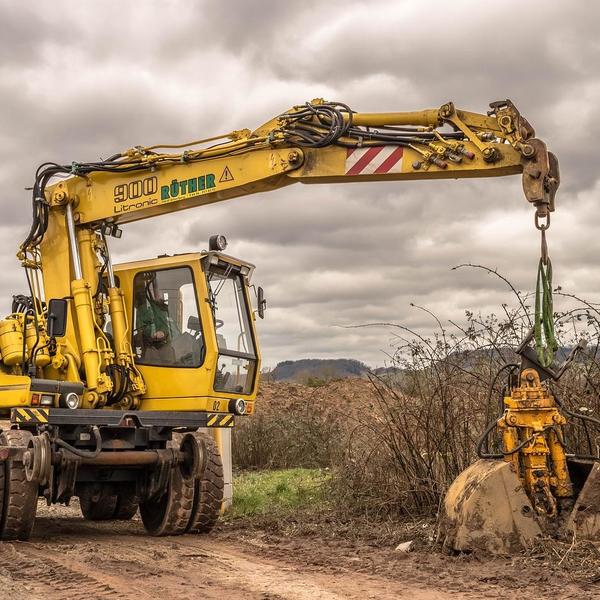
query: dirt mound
256 378 379 416
234 379 379 470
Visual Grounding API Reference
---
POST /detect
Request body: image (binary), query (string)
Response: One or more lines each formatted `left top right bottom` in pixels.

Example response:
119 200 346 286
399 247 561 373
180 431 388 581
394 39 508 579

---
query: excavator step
10 408 235 428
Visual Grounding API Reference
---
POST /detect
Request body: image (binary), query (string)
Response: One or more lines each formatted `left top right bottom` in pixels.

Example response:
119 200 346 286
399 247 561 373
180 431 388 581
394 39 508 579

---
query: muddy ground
0 501 597 599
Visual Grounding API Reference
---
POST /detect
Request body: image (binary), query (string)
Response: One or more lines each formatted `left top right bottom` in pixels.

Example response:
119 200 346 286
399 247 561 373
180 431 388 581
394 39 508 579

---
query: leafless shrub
235 266 600 520
232 382 345 470
331 267 600 517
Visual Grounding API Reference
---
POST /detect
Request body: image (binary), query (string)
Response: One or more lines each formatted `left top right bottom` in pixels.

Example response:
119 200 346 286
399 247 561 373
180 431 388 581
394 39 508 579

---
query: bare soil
0 502 596 599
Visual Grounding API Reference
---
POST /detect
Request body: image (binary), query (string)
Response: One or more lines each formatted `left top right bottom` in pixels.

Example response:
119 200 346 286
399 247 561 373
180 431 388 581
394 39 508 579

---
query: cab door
115 254 259 412
204 257 259 397
116 256 217 410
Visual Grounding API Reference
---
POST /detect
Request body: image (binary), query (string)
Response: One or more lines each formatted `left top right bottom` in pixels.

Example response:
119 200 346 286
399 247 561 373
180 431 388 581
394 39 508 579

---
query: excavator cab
113 247 260 414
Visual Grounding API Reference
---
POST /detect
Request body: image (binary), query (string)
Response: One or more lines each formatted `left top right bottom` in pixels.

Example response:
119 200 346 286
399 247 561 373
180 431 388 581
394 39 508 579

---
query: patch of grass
230 468 330 519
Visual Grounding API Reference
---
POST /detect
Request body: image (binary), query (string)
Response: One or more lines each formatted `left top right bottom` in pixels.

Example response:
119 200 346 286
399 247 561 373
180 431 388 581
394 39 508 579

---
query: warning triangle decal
219 166 234 183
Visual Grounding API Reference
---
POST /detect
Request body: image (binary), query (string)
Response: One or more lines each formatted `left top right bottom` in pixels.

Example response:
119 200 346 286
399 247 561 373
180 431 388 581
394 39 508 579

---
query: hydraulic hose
477 363 519 458
55 425 102 458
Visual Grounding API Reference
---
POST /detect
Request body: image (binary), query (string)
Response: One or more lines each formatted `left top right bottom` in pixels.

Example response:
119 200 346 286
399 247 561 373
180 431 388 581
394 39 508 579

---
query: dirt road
0 502 594 600
0 502 444 600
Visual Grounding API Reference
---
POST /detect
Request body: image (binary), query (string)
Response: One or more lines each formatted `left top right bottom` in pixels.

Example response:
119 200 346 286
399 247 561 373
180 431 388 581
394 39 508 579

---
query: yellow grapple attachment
442 457 600 554
440 335 600 554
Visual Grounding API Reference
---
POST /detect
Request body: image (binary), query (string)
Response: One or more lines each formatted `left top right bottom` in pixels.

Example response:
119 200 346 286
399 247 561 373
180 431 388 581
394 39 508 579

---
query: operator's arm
135 303 155 340
32 98 558 244
136 303 174 344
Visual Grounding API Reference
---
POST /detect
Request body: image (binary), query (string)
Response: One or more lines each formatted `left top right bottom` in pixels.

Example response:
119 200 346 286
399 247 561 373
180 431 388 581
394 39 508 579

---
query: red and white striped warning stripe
345 146 404 176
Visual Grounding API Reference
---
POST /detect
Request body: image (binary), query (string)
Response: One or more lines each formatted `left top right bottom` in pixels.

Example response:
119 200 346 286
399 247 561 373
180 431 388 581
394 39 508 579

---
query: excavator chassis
3 98 563 544
0 408 226 539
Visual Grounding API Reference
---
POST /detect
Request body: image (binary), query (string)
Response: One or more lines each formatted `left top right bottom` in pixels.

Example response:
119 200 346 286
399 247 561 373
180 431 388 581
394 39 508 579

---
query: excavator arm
35 99 558 230
10 98 558 411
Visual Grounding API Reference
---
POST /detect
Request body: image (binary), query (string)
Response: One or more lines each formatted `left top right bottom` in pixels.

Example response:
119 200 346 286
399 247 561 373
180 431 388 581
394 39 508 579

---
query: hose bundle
278 101 465 149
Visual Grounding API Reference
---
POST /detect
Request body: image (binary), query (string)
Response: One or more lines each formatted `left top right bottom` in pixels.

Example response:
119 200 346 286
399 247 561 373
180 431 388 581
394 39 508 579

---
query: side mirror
47 299 68 338
257 286 267 319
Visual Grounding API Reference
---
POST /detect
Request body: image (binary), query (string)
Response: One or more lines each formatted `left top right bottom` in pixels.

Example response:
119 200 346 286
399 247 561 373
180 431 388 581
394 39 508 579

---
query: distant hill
268 358 369 383
265 345 577 385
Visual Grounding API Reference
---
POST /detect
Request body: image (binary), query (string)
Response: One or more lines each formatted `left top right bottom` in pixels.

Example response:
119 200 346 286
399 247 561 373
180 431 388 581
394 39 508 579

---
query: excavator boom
37 99 558 230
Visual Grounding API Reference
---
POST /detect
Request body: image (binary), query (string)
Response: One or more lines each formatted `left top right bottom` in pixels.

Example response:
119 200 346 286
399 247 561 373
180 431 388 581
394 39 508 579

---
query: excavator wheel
79 484 118 521
439 459 542 555
1 430 39 540
139 464 194 536
186 432 224 534
0 440 5 536
113 492 139 520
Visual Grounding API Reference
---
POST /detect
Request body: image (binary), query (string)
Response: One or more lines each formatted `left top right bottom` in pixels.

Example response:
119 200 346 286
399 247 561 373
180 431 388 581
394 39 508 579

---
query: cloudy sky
1 0 599 368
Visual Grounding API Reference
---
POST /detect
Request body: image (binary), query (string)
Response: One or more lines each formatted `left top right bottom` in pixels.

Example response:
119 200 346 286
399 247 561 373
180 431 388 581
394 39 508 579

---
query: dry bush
232 381 348 470
331 267 600 518
234 266 600 521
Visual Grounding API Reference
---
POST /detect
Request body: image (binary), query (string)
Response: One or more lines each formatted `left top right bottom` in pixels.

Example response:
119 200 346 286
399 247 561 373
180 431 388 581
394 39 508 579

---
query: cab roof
114 251 256 277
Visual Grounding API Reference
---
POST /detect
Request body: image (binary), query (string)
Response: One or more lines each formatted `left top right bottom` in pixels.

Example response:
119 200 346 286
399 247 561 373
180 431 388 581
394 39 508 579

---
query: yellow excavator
0 98 584 550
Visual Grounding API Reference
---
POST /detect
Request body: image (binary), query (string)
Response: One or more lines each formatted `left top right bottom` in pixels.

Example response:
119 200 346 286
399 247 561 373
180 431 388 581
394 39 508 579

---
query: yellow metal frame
499 368 572 517
2 98 558 415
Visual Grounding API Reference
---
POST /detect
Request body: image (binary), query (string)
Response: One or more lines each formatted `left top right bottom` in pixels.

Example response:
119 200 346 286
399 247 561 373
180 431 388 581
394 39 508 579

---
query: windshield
207 263 257 394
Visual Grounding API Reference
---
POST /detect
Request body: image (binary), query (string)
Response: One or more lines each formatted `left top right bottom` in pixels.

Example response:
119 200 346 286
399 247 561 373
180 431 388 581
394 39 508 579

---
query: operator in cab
133 275 179 365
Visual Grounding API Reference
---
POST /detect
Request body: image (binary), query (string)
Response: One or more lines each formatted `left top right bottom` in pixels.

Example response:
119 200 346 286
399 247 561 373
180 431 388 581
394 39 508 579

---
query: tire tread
1 430 38 541
187 432 224 534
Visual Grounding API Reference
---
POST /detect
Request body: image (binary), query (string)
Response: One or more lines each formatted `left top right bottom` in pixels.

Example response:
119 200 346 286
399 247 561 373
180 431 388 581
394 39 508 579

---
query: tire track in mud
29 516 251 600
30 516 425 600
28 508 555 600
0 543 128 600
38 522 340 600
79 532 450 600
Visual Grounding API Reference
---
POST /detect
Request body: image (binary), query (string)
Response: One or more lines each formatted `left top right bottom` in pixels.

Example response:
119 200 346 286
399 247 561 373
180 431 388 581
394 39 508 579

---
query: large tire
1 430 38 540
187 432 224 534
79 484 118 521
0 441 5 533
140 467 194 536
113 492 138 520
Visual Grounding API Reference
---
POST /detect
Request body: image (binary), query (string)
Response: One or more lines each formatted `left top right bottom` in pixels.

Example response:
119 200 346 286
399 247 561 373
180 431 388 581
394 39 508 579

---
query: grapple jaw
440 459 542 555
566 461 600 538
440 332 600 555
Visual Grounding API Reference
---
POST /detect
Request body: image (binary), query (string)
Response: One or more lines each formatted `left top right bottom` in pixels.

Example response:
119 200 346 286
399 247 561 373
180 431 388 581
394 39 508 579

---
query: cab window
132 267 204 367
207 263 257 394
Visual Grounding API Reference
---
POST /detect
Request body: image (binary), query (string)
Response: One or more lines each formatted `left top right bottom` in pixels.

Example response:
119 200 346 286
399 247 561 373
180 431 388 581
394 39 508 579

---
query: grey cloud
0 4 60 65
0 0 598 367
